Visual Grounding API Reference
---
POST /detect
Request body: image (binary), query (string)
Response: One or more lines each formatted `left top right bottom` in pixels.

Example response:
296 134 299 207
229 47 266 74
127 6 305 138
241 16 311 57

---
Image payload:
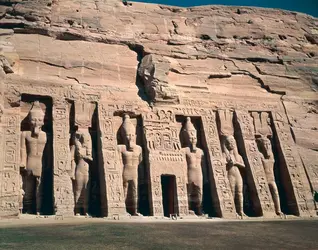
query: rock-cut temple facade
0 0 317 219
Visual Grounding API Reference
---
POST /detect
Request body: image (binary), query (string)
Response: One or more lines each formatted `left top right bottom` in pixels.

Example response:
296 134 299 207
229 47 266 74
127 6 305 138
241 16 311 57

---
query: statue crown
121 114 135 134
184 117 196 134
29 101 45 118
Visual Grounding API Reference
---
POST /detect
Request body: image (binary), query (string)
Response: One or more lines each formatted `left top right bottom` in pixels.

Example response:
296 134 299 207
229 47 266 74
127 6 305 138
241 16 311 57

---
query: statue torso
24 131 47 177
262 157 275 182
121 145 141 181
185 147 203 185
225 151 242 178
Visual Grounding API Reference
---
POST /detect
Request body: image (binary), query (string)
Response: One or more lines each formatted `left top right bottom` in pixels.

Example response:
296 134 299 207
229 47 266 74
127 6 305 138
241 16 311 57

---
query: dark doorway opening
161 175 178 217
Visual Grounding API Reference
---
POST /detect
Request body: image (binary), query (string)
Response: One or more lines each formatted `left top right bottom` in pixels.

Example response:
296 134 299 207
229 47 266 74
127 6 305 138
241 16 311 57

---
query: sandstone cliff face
0 0 317 217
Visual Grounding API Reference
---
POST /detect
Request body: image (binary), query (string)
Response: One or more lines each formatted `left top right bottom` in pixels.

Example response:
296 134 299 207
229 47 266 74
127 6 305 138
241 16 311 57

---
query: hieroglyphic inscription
272 112 316 216
98 103 126 216
201 114 236 218
176 176 188 216
143 111 188 216
52 99 74 216
235 110 275 216
180 97 280 111
0 112 20 216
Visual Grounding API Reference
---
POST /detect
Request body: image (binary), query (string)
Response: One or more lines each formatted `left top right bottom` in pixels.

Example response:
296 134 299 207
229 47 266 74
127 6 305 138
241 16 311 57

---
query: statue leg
35 176 42 215
83 175 90 216
24 174 35 214
269 181 282 215
228 175 236 213
188 182 194 212
131 179 138 215
237 176 244 217
123 179 129 213
74 173 84 215
196 183 203 215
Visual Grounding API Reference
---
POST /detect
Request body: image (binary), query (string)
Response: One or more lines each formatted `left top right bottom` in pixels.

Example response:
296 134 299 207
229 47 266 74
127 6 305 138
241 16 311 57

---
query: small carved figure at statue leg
35 177 42 217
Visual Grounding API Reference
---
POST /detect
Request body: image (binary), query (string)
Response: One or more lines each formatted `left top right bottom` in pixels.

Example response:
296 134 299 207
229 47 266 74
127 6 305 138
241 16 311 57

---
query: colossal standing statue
183 117 205 215
257 135 283 215
70 129 93 216
223 135 245 218
118 114 142 216
20 101 47 215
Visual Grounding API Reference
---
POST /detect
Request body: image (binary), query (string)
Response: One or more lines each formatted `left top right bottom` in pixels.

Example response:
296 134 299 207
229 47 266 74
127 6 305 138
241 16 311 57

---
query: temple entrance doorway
161 175 178 217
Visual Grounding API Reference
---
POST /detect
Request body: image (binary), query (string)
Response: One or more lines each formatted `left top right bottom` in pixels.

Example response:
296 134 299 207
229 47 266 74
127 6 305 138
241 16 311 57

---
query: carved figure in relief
257 135 282 216
118 114 142 216
223 135 245 217
20 101 47 215
70 129 93 216
182 117 204 215
19 173 24 214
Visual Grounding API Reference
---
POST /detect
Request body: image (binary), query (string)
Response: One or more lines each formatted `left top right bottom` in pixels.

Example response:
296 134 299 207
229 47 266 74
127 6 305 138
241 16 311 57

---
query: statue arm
234 155 245 168
70 145 76 180
139 147 143 164
20 132 27 168
201 151 209 184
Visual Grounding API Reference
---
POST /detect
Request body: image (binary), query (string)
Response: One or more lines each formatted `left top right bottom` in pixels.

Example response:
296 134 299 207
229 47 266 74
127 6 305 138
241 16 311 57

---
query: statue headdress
29 101 45 119
251 112 272 139
218 109 233 136
121 114 135 136
183 117 196 134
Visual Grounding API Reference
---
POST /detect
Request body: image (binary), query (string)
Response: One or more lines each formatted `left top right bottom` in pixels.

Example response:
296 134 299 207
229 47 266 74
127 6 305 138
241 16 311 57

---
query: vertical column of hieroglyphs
272 112 315 216
52 98 74 216
201 113 236 218
98 103 126 216
143 109 188 217
236 110 275 217
0 106 20 216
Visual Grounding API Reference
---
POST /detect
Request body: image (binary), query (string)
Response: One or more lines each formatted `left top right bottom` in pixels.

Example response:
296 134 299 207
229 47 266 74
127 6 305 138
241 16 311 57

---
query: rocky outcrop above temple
0 0 317 219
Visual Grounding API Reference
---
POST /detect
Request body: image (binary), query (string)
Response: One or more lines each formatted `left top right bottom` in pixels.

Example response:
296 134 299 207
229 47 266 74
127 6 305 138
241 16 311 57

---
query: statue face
124 130 136 150
225 136 236 150
261 138 272 155
188 129 197 147
76 132 92 157
29 113 44 136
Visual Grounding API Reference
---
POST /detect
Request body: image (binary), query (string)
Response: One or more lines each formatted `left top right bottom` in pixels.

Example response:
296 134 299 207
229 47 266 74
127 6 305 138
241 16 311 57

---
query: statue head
75 129 92 158
257 136 272 158
121 114 136 150
224 135 236 151
29 101 45 136
184 117 197 150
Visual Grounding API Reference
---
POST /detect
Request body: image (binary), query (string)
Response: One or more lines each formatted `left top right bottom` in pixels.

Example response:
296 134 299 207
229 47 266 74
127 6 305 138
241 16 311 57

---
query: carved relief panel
98 103 126 216
0 109 20 216
143 109 188 217
53 98 73 216
272 112 316 216
235 110 276 217
201 113 237 218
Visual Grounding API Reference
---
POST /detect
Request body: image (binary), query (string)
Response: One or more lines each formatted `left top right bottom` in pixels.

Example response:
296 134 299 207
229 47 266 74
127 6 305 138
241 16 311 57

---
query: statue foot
236 212 246 219
132 212 143 217
75 213 81 217
277 212 286 219
36 212 42 218
85 213 92 218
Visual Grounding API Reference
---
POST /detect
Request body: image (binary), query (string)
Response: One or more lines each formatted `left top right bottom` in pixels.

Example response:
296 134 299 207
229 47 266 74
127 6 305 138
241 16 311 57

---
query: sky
132 0 318 17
